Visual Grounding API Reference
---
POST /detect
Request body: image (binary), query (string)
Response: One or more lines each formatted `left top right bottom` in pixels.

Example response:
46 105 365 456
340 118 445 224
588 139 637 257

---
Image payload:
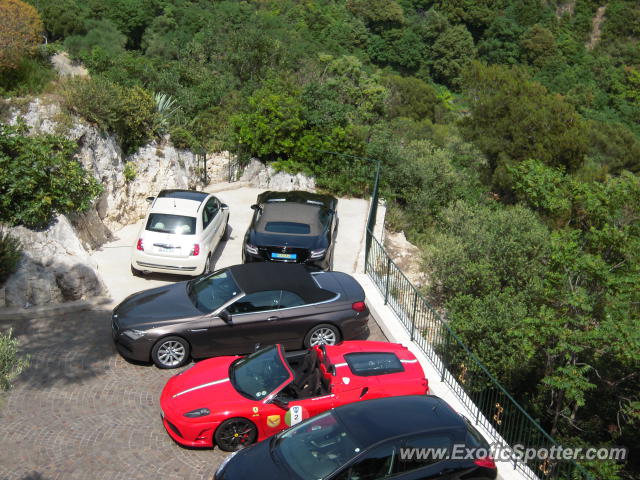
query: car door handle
267 316 279 321
189 328 207 332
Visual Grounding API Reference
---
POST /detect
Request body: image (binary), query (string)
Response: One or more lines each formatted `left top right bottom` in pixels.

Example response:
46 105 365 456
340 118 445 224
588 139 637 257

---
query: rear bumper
243 249 330 271
340 312 370 341
132 250 205 276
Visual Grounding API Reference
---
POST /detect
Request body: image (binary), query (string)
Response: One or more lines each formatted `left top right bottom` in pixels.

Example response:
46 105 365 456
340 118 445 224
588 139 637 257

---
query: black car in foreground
242 190 338 270
112 263 369 368
214 395 498 480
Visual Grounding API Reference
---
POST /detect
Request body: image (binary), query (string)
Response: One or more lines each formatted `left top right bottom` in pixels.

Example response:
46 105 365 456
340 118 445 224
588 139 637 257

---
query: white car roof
150 197 205 217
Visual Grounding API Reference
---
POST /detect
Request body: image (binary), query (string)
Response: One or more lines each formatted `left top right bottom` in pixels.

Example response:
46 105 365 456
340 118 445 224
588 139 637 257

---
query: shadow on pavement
0 307 116 390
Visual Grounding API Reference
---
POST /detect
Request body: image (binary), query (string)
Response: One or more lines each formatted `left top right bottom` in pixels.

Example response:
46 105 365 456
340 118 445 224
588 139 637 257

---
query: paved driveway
0 309 386 480
91 186 369 306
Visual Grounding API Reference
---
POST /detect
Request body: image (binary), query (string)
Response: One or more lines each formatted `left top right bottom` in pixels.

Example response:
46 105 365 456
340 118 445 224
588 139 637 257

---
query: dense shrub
60 76 159 154
0 54 55 97
0 230 21 286
0 328 29 391
0 122 102 229
0 0 43 69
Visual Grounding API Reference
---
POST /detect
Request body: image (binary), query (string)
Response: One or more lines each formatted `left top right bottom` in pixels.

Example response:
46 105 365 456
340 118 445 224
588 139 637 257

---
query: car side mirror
219 309 232 324
271 397 289 410
146 196 155 203
250 204 261 211
221 203 229 210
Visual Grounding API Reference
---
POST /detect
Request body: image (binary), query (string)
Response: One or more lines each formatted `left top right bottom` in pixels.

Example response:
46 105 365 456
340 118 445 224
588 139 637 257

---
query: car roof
227 263 335 303
158 189 209 202
334 396 465 449
256 203 323 235
150 198 203 217
150 190 211 217
257 190 337 210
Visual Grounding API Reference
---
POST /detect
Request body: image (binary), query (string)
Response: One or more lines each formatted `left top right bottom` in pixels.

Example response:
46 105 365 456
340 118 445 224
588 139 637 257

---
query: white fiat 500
131 190 229 276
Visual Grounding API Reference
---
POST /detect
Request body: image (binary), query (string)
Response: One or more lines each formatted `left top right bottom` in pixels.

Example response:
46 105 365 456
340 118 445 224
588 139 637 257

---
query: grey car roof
255 203 323 236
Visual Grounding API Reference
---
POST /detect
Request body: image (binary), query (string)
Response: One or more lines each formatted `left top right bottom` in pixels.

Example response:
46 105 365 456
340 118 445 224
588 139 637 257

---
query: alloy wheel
157 340 186 367
309 327 337 346
216 419 257 451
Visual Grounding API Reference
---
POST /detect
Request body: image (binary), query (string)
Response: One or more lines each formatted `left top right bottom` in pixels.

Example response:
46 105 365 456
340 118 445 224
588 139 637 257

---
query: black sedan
111 263 369 368
242 190 338 271
214 395 498 480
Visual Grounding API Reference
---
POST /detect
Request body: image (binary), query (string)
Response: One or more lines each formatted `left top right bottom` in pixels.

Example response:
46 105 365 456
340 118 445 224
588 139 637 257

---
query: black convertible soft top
228 263 335 303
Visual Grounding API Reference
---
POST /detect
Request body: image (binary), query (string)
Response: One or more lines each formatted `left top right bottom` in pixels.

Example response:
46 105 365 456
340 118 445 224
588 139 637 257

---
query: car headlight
123 329 146 340
245 243 258 255
310 248 326 259
183 407 210 418
215 450 239 477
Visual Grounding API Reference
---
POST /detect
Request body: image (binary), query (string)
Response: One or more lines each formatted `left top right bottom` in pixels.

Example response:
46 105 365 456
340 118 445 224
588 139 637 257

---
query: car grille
260 246 309 263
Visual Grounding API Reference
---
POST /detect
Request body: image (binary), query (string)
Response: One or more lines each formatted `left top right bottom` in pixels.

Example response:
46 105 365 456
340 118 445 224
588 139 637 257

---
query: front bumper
132 250 205 276
160 410 218 448
112 321 154 363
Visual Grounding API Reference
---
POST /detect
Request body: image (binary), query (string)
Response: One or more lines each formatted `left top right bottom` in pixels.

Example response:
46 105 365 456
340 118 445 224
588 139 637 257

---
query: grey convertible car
112 263 370 368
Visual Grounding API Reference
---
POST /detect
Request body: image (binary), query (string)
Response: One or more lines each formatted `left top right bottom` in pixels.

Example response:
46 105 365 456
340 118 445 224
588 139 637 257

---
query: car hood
161 355 245 414
250 230 324 250
216 437 287 480
113 282 201 327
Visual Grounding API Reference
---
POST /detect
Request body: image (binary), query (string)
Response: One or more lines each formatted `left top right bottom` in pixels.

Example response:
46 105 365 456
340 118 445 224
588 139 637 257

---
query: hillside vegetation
1 0 639 478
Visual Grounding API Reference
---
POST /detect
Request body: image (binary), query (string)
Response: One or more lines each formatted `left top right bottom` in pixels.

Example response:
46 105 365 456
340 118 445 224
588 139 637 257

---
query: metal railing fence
362 154 593 480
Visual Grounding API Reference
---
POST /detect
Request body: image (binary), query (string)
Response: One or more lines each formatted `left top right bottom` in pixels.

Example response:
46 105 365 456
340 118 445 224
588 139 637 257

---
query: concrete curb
0 296 112 320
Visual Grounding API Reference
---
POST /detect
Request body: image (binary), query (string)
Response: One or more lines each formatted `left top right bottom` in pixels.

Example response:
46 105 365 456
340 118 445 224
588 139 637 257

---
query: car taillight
136 238 144 251
474 456 496 469
190 244 200 256
352 301 366 312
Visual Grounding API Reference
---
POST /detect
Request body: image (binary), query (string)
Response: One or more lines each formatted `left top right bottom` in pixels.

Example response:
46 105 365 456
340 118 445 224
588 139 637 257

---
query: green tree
0 0 43 69
0 122 103 229
346 0 404 28
461 62 588 190
231 88 306 161
427 24 476 89
383 74 441 121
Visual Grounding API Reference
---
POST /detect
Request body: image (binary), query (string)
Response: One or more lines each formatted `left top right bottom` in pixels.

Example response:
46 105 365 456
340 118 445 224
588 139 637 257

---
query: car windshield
146 213 196 235
230 346 293 401
275 411 361 479
265 221 311 235
187 270 240 313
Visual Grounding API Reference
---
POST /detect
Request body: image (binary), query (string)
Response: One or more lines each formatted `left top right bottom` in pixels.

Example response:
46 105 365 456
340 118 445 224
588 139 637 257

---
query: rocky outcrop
2 98 234 307
240 158 316 191
1 216 105 308
9 99 233 246
383 230 429 288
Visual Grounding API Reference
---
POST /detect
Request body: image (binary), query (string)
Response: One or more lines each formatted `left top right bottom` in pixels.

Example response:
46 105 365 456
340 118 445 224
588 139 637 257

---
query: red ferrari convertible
160 341 429 450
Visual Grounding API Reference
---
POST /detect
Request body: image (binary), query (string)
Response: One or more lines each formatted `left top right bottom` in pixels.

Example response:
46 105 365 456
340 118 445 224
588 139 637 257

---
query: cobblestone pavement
0 308 386 480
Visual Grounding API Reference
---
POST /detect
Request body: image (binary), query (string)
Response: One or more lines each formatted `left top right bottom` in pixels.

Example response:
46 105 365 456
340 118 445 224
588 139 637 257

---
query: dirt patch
586 5 608 50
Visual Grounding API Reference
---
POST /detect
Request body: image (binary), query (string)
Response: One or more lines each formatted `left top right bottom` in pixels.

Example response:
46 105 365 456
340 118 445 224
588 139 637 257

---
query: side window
227 290 282 314
335 444 400 480
203 198 219 229
398 434 452 473
279 291 305 309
